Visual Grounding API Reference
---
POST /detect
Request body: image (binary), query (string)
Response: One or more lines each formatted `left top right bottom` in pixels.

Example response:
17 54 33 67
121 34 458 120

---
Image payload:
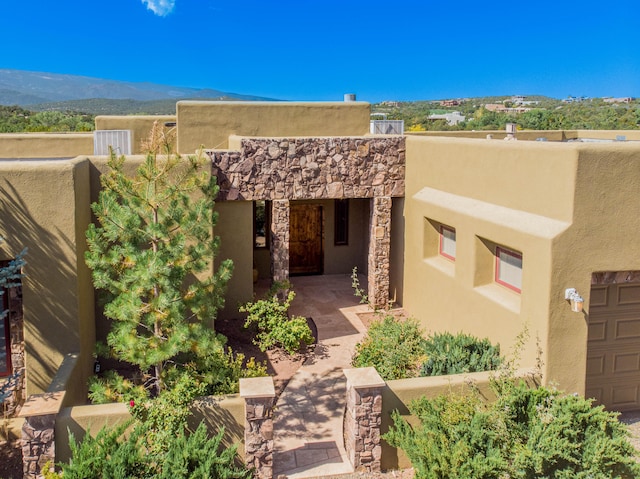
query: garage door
586 281 640 412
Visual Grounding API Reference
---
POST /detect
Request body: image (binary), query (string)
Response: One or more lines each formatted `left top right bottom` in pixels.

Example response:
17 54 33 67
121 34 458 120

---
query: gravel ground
619 411 640 451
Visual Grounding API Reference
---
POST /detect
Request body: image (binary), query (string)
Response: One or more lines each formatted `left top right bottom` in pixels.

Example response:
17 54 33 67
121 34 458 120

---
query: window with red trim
495 247 522 293
439 225 456 261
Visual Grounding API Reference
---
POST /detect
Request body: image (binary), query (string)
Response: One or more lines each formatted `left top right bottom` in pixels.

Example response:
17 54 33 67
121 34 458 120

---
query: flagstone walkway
272 274 371 478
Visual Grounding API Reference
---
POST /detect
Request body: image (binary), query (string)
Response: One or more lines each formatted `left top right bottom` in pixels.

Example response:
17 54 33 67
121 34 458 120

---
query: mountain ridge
0 69 276 106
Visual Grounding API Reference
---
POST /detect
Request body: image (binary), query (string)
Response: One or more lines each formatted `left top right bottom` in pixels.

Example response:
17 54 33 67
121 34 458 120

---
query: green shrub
89 342 267 404
240 284 314 355
419 332 501 377
352 315 427 380
385 380 640 479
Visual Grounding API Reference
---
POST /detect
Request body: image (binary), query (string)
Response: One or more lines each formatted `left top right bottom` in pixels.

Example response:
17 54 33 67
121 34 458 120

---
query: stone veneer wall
22 414 55 478
368 197 392 308
343 368 384 473
2 286 25 417
240 377 276 479
270 200 290 283
208 137 405 201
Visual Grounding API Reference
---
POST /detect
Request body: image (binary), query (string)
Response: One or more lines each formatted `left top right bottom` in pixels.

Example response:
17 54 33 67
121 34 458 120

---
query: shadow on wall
0 182 80 393
186 395 245 460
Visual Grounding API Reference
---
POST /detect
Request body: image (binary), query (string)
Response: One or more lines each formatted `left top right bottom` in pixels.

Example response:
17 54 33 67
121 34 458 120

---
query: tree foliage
372 97 640 132
85 123 234 396
0 105 94 132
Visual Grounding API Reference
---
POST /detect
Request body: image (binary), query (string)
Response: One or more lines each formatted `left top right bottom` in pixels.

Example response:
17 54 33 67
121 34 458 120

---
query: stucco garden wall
55 394 245 463
380 369 538 470
0 133 93 158
406 129 640 142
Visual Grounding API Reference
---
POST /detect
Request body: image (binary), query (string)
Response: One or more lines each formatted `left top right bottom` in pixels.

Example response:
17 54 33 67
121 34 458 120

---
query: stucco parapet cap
18 391 66 418
413 187 570 239
343 367 386 389
240 376 276 398
177 100 369 107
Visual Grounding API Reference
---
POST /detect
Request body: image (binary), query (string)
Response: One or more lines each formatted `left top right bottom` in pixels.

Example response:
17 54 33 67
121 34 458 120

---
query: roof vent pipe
344 93 356 102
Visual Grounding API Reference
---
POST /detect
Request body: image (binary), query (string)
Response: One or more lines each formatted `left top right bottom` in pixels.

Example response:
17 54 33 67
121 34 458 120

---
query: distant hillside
28 98 237 115
0 69 276 110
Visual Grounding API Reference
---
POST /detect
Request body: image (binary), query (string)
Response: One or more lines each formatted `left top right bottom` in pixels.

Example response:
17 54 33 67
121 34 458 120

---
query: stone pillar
368 196 392 309
19 391 65 479
343 367 385 473
270 199 290 283
240 377 276 479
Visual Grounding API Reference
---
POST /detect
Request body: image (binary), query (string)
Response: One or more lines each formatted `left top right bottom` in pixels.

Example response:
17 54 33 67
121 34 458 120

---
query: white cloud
141 0 176 17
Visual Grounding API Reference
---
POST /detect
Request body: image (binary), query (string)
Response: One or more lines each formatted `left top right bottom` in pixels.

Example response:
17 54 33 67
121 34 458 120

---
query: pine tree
85 123 233 395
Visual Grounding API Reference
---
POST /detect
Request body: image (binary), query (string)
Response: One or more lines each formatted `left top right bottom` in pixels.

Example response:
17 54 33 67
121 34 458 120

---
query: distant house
485 103 531 113
428 111 466 125
603 97 634 104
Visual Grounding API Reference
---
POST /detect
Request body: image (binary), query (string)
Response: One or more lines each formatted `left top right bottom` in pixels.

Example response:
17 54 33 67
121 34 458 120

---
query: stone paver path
273 275 370 478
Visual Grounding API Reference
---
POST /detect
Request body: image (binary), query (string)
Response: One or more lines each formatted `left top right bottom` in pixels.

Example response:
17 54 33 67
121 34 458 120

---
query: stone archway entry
586 271 640 412
290 204 323 275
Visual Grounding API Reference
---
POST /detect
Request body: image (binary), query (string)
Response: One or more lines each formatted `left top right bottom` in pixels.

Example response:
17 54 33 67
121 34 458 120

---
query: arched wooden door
289 204 323 275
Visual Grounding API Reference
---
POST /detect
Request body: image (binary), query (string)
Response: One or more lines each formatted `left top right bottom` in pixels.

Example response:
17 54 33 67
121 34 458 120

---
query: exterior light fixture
565 288 584 313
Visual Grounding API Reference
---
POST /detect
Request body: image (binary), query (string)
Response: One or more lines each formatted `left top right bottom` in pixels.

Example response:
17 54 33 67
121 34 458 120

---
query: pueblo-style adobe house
2 100 640 417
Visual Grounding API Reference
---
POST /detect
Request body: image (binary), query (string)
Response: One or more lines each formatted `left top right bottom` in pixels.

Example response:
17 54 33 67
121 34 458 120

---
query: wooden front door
586 281 640 411
290 204 323 275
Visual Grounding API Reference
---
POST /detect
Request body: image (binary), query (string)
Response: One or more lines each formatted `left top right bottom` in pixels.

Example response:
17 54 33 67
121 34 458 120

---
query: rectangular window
496 247 522 293
334 199 349 245
439 225 456 261
254 200 270 249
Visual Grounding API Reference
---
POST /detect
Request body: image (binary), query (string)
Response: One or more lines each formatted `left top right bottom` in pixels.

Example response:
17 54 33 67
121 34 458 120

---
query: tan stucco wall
406 129 640 142
402 135 640 397
215 201 254 319
402 136 576 388
0 157 95 396
55 394 245 463
573 130 640 140
548 143 640 394
94 115 176 154
176 101 371 153
389 198 405 306
406 130 568 141
0 133 93 158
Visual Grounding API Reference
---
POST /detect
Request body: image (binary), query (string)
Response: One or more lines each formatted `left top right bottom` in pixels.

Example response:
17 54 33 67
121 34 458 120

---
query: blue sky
2 0 639 102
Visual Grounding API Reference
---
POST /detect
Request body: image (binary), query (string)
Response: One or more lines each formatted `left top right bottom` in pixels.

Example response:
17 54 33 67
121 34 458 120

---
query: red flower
129 400 135 408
